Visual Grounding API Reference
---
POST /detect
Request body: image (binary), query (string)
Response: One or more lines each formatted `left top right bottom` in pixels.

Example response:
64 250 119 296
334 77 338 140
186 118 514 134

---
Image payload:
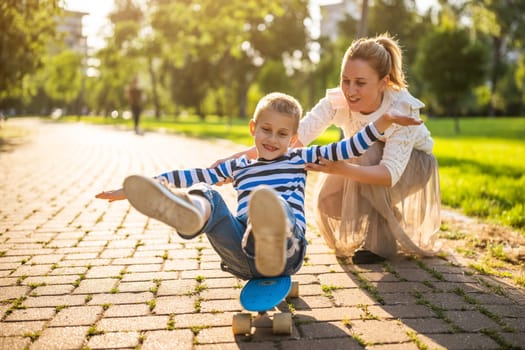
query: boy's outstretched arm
373 112 422 133
95 188 126 202
209 146 257 168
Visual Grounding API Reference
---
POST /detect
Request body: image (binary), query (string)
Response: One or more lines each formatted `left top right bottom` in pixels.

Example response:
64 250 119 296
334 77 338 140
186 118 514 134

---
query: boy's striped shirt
156 122 382 234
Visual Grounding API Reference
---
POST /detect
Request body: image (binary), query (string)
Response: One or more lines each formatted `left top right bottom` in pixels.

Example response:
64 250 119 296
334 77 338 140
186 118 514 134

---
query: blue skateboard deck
240 276 291 312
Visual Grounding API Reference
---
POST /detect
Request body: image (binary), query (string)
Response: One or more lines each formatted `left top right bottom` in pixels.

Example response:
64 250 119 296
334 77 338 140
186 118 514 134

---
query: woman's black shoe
351 250 386 264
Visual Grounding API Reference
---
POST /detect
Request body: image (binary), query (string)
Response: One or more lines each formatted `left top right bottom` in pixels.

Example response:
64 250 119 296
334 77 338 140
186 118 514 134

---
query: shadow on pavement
335 256 525 349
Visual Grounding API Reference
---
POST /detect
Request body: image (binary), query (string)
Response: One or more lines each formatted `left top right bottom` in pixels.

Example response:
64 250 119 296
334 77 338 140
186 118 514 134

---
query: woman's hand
95 188 126 202
209 146 258 186
306 157 392 186
305 157 348 175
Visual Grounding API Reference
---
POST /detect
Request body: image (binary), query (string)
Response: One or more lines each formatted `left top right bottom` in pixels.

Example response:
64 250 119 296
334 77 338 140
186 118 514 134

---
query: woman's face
340 58 388 114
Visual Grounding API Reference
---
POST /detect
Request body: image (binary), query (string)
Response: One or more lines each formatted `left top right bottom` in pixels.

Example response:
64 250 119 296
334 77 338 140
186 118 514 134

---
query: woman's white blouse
298 87 434 186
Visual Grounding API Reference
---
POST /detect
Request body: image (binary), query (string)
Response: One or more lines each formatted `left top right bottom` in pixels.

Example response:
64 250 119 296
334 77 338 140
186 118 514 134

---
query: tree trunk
237 77 249 119
357 0 369 38
488 35 503 117
238 87 247 119
197 103 205 120
147 55 161 119
454 115 461 134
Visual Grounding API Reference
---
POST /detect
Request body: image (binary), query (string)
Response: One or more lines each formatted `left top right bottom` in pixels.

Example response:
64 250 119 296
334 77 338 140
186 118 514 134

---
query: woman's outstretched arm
305 159 392 186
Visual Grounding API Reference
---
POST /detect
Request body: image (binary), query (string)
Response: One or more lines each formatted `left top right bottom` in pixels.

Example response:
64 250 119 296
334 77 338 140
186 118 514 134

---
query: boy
96 92 421 279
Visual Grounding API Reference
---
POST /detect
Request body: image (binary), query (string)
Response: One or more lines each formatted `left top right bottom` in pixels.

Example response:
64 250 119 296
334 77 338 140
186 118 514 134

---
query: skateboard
232 276 299 335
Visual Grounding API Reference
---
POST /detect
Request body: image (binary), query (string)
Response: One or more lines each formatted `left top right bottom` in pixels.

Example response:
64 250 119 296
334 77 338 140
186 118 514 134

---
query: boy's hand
209 158 234 186
95 188 126 202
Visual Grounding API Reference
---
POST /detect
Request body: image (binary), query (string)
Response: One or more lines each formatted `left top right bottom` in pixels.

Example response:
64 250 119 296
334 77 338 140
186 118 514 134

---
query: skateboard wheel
232 313 251 335
288 281 299 298
273 312 292 334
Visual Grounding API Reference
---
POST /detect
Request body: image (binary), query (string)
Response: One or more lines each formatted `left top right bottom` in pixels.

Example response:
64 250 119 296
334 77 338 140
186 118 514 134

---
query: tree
0 1 61 105
167 57 212 119
150 0 234 117
257 60 293 95
358 0 369 38
308 9 358 110
368 0 430 70
91 47 128 115
142 36 162 119
468 0 525 115
43 50 83 110
89 0 144 116
150 0 310 118
415 25 489 132
516 54 525 115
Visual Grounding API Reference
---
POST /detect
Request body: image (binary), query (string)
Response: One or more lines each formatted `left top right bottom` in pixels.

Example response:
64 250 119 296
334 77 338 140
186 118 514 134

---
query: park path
0 118 524 350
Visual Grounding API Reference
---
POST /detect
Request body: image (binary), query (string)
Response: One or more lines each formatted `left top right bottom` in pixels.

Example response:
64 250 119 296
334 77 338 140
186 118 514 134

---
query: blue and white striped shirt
157 122 382 234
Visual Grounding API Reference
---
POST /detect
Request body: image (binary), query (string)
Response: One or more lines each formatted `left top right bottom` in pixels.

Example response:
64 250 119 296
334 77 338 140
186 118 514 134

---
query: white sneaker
123 175 204 238
248 186 287 277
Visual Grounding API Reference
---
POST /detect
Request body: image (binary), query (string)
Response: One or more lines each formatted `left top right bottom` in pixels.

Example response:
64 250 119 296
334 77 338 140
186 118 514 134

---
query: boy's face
249 109 298 161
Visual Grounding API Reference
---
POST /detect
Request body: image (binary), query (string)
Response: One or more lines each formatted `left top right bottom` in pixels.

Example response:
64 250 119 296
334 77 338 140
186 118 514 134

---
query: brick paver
1 119 524 349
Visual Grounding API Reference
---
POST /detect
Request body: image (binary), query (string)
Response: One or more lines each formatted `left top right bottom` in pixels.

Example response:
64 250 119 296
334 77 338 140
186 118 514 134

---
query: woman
300 33 441 263
217 33 441 264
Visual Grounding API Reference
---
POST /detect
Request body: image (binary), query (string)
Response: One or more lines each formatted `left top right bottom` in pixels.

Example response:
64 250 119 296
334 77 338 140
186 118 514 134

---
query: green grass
426 118 525 232
57 115 525 233
60 114 344 146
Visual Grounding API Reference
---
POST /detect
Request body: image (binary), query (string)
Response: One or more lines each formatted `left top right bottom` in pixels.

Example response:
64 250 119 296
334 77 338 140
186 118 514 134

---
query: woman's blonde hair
253 92 303 133
342 33 407 90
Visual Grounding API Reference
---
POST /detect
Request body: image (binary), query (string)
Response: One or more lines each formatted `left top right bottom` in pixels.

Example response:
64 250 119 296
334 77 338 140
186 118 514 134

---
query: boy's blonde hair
253 92 302 133
342 32 407 91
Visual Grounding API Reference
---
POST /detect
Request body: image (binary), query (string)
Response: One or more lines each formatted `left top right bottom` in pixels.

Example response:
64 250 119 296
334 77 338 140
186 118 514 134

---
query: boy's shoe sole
249 186 287 277
123 175 204 238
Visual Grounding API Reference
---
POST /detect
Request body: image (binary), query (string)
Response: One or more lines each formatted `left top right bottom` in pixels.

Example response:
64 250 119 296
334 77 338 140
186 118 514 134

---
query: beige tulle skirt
313 142 441 258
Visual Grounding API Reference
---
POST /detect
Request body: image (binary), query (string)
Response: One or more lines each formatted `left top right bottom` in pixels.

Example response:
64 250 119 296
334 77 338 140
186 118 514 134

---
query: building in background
56 10 88 55
52 10 89 116
319 0 359 41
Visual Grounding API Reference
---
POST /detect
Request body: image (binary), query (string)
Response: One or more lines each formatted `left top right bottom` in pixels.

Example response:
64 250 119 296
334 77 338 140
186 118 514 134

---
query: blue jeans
188 183 307 280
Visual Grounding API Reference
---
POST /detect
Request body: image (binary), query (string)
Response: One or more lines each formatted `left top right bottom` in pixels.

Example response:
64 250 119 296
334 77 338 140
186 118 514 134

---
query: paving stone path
1 118 524 350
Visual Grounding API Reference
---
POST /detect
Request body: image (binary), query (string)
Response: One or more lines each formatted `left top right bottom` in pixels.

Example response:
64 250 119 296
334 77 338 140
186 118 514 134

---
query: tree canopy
1 0 524 118
0 0 61 103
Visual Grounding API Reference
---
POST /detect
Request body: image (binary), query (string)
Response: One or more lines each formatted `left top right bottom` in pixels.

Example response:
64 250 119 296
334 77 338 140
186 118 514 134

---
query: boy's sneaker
123 175 204 238
248 186 287 277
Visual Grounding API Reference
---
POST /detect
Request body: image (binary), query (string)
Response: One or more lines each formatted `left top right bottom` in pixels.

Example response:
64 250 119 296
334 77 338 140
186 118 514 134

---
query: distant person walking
127 77 143 134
